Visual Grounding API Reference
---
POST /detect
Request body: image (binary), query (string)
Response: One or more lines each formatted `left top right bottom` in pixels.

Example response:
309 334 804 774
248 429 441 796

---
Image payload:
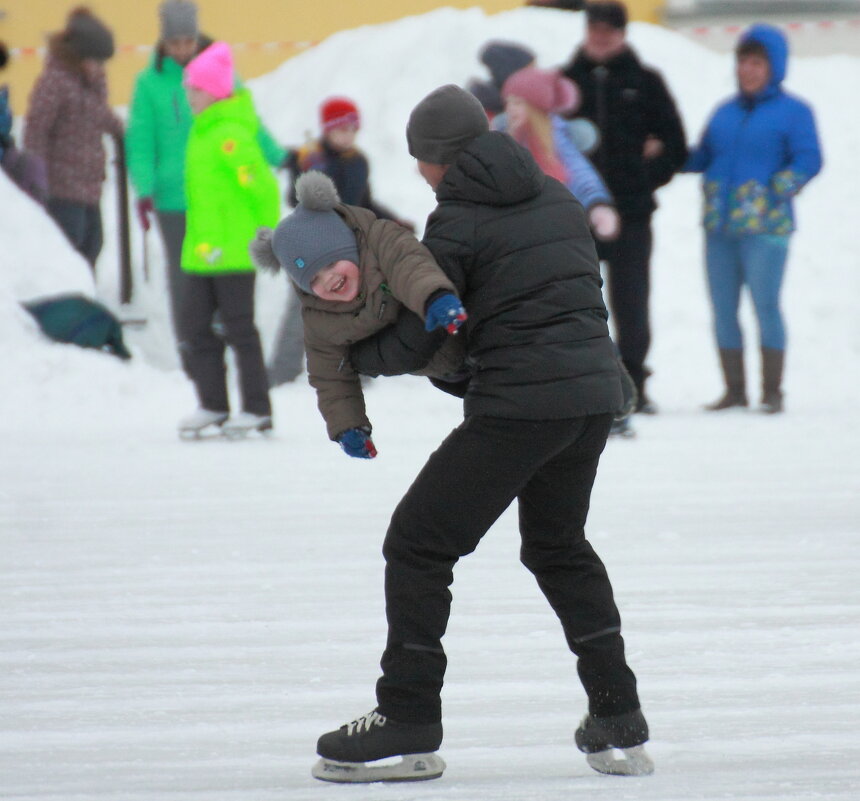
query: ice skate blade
178 424 224 441
586 745 654 776
221 421 273 440
312 752 445 783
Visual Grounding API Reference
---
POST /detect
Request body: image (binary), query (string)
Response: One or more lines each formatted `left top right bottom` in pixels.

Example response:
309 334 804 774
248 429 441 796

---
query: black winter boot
705 348 748 411
760 347 785 414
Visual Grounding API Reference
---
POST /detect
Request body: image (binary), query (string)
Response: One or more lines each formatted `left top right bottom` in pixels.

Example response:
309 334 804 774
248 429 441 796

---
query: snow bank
3 6 858 418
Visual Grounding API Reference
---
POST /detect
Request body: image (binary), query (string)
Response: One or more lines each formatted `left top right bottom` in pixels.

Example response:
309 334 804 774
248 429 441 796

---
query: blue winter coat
684 24 822 235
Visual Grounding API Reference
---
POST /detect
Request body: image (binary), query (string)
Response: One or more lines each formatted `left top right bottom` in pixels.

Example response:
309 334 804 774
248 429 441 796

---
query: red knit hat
502 67 580 115
320 97 360 132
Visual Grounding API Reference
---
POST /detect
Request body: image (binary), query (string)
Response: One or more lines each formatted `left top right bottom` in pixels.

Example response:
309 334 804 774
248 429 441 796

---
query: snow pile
2 5 858 413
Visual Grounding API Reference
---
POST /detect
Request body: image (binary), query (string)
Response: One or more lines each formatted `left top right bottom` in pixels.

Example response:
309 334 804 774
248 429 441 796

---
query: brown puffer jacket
301 203 458 440
23 41 122 204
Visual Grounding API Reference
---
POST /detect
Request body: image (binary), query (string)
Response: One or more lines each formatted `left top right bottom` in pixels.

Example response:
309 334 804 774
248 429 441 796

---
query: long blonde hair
509 101 567 185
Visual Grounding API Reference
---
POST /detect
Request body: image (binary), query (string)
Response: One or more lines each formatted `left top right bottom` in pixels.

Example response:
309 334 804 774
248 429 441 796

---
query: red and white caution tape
9 40 318 58
677 17 860 38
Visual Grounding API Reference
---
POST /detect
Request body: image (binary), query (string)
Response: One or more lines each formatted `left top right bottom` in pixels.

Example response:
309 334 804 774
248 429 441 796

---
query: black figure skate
312 709 445 783
575 708 654 776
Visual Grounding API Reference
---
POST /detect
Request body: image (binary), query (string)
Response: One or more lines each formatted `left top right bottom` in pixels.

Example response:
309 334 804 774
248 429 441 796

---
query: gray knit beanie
253 172 359 294
159 0 199 41
406 84 490 164
65 9 114 61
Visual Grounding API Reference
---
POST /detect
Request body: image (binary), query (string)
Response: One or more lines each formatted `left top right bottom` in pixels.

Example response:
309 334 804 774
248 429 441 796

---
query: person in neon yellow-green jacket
176 40 280 438
125 0 286 337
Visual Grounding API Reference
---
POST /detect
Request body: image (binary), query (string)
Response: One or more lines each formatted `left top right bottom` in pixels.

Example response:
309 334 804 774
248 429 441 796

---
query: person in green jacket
125 0 285 339
177 40 280 438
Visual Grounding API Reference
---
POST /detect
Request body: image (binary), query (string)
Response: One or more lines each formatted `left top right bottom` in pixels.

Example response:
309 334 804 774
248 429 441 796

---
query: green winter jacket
182 89 280 274
125 50 285 211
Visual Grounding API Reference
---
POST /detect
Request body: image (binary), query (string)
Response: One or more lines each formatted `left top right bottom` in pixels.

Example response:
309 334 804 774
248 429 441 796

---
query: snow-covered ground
1 7 858 800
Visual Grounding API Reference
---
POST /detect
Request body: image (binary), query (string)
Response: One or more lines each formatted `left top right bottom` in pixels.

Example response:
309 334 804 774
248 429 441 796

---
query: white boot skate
178 409 228 439
221 411 273 439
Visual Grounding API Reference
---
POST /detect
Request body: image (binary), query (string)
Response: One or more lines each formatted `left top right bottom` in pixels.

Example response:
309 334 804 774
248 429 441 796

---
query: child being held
251 171 466 458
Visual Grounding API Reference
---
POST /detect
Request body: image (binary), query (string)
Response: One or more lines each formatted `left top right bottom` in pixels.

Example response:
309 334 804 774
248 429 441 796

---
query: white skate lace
345 710 387 736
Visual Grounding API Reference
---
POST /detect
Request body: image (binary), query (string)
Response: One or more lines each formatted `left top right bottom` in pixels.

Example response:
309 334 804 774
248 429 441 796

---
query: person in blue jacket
685 24 822 414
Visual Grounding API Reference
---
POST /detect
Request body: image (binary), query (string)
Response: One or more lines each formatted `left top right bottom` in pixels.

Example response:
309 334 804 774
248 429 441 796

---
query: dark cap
480 41 535 89
585 1 628 30
406 84 489 165
65 8 115 61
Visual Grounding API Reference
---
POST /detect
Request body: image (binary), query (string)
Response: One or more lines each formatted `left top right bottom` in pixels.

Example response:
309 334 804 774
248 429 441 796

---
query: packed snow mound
3 6 859 415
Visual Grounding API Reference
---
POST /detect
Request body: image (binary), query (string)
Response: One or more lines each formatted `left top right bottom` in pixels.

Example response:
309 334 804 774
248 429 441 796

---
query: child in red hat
270 95 415 388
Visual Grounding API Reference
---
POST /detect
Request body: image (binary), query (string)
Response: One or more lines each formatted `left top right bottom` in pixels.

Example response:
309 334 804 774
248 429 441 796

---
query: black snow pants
178 272 271 417
375 413 640 724
597 217 654 398
47 198 103 270
155 210 186 341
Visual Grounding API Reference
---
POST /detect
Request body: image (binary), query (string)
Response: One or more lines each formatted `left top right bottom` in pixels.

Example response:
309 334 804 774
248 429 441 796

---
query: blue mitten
336 427 378 459
425 293 468 334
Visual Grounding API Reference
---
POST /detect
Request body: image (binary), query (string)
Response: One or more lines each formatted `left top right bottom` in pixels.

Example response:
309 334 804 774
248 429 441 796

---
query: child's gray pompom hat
269 171 359 293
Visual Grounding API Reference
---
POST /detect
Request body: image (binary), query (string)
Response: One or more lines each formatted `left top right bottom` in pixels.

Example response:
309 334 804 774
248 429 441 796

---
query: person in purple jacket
685 24 822 414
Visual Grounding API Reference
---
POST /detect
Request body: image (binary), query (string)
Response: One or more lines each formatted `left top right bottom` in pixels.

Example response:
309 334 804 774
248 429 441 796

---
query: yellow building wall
0 1 664 109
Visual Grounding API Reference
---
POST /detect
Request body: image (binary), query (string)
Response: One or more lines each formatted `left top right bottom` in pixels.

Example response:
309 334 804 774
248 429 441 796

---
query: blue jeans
705 232 790 351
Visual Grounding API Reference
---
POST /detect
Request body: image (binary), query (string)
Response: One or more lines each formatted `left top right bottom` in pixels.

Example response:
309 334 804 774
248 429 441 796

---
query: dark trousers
47 198 103 270
155 211 186 340
267 282 306 387
177 272 271 416
597 218 653 396
376 413 640 724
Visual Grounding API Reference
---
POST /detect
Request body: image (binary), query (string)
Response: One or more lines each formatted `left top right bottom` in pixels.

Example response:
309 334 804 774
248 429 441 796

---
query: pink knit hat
184 41 234 100
502 67 580 115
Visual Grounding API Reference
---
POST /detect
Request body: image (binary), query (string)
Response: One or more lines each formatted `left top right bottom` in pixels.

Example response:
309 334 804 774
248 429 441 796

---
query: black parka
562 47 687 220
352 131 622 420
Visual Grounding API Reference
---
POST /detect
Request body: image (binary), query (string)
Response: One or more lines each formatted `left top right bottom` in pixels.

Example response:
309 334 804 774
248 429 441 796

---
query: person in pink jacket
24 7 123 270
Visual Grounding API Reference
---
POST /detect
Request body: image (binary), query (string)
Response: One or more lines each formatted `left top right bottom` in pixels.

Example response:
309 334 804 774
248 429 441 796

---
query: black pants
155 210 186 340
597 218 653 396
375 413 640 724
47 198 103 270
178 272 271 416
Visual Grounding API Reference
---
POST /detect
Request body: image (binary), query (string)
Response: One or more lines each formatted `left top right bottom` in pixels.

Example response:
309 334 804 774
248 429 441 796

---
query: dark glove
336 426 378 459
424 293 467 334
136 197 154 232
281 149 298 170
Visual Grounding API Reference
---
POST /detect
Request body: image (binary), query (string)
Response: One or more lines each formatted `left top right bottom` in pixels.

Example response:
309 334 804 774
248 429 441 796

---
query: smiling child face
310 260 361 302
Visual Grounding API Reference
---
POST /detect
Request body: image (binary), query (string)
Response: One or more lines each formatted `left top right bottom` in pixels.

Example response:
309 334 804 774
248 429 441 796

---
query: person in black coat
312 85 652 784
561 1 686 411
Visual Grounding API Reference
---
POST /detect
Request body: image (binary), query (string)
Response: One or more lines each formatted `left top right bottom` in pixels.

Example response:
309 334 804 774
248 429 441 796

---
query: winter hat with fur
502 67 580 115
250 172 359 294
184 41 233 100
406 84 489 164
320 97 360 132
64 7 115 62
159 0 199 41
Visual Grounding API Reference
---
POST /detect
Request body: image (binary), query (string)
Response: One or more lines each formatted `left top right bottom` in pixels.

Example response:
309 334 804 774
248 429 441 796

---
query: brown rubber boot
705 349 748 411
761 347 785 414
